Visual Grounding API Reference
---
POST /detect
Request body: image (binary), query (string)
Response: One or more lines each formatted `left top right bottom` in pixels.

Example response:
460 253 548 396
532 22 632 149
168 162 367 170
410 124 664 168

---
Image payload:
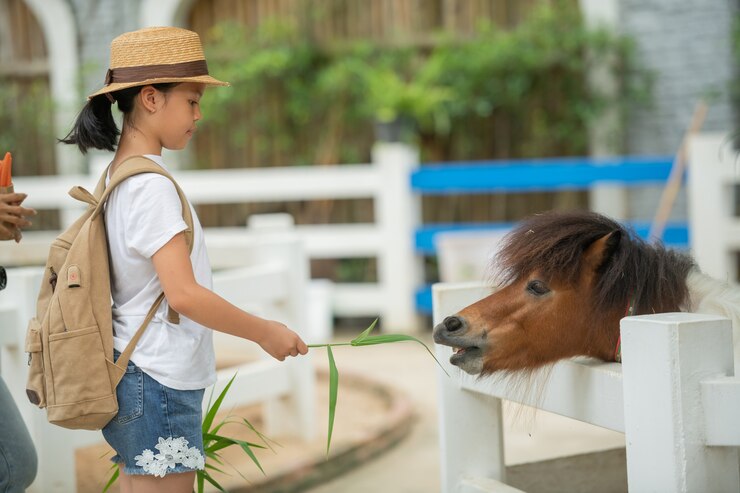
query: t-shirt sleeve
123 174 189 258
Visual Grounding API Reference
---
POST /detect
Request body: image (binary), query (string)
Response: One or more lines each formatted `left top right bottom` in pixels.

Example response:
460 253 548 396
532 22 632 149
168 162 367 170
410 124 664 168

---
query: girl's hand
0 193 36 242
258 321 309 361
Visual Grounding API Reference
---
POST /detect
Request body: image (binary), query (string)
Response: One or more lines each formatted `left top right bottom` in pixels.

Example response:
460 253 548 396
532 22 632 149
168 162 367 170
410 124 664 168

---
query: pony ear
583 230 622 271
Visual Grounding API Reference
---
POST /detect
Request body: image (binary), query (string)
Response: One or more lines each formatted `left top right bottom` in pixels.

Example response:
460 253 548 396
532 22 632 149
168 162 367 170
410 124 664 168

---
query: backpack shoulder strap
99 156 195 328
112 292 166 382
92 156 195 252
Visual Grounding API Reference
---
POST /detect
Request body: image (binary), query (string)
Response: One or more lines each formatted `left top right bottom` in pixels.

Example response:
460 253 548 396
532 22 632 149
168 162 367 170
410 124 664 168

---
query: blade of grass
101 467 119 493
202 373 237 434
200 470 227 492
205 463 228 475
351 318 378 344
326 345 338 456
203 433 267 475
197 471 205 493
241 417 282 452
352 334 450 376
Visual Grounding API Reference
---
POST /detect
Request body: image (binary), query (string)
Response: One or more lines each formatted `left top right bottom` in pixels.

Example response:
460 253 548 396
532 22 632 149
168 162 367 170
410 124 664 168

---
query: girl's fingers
0 223 14 241
1 193 28 204
9 205 36 217
0 213 31 228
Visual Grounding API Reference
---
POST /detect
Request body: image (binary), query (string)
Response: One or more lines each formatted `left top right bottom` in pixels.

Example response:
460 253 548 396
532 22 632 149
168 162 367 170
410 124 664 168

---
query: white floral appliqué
134 436 205 477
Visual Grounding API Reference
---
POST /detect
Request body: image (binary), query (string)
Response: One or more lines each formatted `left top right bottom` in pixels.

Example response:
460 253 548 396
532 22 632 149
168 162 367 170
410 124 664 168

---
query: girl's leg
124 469 196 493
0 376 37 492
117 465 132 493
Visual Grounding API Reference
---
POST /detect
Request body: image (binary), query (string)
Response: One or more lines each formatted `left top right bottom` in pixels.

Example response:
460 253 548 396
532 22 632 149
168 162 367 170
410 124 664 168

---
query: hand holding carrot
0 152 12 187
0 152 36 242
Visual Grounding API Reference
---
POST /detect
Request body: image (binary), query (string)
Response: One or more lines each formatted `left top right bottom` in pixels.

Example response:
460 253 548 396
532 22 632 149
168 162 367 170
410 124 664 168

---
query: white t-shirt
105 154 216 390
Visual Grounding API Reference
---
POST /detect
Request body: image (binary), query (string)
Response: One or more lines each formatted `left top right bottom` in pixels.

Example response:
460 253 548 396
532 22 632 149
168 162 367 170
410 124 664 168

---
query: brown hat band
104 59 209 85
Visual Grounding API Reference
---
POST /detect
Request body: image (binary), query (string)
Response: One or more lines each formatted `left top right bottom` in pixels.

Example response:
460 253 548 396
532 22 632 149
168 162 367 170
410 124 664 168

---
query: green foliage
103 373 273 493
198 2 648 166
0 79 55 175
309 318 448 456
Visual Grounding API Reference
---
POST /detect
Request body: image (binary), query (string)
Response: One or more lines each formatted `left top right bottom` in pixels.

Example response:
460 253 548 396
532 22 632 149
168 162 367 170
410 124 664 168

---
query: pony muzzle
433 315 486 375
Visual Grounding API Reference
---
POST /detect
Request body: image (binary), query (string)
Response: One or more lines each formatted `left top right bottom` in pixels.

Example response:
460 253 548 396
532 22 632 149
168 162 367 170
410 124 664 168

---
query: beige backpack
25 156 193 430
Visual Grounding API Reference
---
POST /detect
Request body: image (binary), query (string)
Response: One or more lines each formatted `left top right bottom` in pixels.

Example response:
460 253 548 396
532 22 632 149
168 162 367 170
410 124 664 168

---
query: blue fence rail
411 155 687 314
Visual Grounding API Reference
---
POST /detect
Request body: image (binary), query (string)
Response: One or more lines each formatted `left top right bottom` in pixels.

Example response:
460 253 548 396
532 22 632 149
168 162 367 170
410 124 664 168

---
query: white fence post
373 143 421 333
243 217 316 441
621 313 740 492
688 133 737 282
433 283 507 493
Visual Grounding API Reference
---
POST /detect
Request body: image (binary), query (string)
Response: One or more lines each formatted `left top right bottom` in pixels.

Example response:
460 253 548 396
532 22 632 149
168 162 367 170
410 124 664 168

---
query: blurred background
2 1 739 492
3 0 736 319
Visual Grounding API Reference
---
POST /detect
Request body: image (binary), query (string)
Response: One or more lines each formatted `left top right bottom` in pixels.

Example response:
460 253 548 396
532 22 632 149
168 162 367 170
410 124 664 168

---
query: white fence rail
3 143 421 332
433 283 740 493
0 225 316 492
688 132 740 283
5 132 734 334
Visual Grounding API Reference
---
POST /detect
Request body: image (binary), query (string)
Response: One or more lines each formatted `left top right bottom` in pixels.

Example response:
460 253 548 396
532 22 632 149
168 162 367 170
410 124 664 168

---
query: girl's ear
139 85 159 113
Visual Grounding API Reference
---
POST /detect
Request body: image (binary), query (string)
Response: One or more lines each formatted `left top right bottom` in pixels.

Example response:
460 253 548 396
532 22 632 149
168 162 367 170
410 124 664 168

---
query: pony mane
492 211 696 318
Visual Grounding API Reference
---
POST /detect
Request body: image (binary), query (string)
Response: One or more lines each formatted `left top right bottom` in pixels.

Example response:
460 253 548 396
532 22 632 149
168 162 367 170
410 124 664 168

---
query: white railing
433 283 740 493
3 142 421 332
688 132 740 283
0 223 317 493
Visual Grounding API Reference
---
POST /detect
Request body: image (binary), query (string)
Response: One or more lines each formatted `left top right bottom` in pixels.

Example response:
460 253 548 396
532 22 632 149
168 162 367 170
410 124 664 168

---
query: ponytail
60 95 119 154
60 83 178 154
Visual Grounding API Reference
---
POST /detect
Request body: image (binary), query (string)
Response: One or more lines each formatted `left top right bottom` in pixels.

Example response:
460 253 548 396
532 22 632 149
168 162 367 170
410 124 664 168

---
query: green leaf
202 373 237 435
241 417 282 452
201 470 227 492
234 438 266 476
326 345 339 456
352 334 450 377
101 467 119 493
350 318 378 344
202 433 267 475
205 463 228 475
197 471 205 493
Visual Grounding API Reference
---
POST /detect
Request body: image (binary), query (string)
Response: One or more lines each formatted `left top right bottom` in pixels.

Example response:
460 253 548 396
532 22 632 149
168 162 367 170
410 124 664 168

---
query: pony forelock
490 210 695 320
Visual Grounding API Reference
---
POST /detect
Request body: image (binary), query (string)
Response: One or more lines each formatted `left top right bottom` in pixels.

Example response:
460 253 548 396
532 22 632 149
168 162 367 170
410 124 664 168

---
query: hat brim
87 74 230 100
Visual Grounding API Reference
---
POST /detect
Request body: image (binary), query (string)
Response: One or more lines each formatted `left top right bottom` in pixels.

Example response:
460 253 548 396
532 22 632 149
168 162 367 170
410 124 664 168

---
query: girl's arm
152 232 308 361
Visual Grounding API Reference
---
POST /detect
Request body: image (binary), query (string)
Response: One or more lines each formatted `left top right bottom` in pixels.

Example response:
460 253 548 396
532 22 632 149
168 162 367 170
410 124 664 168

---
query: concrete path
77 327 627 492
306 328 626 493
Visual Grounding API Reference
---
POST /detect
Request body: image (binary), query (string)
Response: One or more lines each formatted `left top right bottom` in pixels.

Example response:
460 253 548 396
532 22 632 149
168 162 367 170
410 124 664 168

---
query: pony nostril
443 316 464 332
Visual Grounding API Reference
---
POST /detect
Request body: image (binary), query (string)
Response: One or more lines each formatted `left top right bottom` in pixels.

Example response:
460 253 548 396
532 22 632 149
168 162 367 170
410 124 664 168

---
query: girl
61 27 308 492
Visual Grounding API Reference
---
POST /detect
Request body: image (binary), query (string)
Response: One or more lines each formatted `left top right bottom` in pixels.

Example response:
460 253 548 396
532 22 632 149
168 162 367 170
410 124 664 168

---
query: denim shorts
102 351 206 477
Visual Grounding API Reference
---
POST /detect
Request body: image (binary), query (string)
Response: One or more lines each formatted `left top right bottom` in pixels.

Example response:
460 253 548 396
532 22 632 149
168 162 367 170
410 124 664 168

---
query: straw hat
88 26 229 101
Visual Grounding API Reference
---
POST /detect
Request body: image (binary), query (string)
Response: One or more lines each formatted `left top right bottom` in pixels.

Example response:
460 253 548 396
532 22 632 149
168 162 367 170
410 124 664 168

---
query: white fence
0 224 316 492
688 132 740 283
5 132 736 335
433 283 740 493
3 142 421 332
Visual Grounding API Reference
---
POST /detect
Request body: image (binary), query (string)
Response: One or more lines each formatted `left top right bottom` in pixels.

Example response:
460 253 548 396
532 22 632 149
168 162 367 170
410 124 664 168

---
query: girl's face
150 82 206 150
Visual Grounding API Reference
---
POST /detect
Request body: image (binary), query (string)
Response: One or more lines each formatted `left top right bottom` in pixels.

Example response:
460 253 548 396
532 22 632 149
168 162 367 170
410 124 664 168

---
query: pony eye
526 280 550 296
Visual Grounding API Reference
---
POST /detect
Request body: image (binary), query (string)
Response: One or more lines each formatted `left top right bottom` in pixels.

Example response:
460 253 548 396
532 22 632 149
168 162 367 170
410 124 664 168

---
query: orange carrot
5 152 12 187
0 152 11 187
0 153 7 187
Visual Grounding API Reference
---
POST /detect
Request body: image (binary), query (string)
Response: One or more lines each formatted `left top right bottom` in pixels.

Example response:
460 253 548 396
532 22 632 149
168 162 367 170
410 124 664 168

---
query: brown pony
433 210 740 376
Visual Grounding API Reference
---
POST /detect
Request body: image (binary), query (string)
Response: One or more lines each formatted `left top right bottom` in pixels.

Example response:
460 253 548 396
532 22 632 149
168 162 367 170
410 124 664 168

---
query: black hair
60 83 178 154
